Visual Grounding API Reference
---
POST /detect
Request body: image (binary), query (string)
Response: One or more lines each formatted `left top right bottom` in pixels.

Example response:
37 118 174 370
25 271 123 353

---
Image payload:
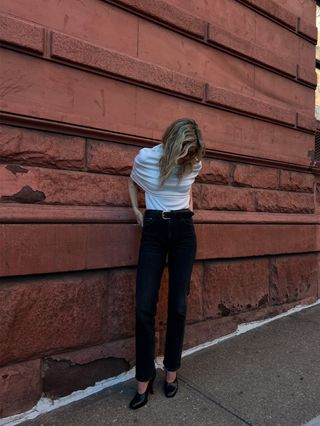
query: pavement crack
178 374 254 426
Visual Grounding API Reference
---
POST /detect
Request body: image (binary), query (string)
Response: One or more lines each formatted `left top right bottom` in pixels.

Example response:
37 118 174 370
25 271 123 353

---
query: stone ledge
51 31 204 100
0 13 44 53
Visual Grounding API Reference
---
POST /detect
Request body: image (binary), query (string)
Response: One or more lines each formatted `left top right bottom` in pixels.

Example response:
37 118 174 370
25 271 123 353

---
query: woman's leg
135 225 167 382
163 218 197 372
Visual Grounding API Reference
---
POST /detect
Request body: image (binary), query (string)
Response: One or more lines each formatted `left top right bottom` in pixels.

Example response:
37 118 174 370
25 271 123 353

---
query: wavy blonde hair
158 118 205 189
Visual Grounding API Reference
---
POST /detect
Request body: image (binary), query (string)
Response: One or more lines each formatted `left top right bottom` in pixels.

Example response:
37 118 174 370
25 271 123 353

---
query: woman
127 118 205 409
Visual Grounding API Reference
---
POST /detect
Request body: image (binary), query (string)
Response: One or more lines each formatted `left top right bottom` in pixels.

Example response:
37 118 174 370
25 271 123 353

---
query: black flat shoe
129 370 156 410
164 375 178 398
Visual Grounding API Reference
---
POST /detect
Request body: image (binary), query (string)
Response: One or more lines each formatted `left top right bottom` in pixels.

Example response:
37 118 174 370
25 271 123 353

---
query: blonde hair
158 118 205 189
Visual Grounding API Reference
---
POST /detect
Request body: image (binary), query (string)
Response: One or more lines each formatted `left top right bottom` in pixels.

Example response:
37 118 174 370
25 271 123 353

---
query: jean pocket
143 216 156 228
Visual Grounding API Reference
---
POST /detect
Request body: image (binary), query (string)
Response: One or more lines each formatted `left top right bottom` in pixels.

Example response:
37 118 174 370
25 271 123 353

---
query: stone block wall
0 0 319 419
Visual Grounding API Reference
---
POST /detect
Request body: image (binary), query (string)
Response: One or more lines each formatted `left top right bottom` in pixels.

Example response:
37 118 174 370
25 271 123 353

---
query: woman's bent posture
128 118 205 409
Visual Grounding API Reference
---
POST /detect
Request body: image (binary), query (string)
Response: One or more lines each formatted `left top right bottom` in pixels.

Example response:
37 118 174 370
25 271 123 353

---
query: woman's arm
128 177 143 226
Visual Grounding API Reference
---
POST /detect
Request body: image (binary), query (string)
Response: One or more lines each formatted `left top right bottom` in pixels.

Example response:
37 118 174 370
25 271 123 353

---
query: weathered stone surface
49 337 135 369
233 163 278 189
255 190 314 213
270 254 318 305
42 357 129 399
197 159 230 185
207 85 295 125
51 31 204 100
104 268 136 341
0 125 85 169
0 164 129 206
203 259 269 318
183 315 238 350
279 170 314 192
1 0 139 57
116 0 205 37
194 183 255 211
0 272 109 365
0 359 41 418
87 140 137 174
0 13 44 53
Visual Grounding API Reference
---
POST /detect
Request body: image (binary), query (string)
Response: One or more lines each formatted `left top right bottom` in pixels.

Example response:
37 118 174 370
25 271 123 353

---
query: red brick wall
0 0 319 418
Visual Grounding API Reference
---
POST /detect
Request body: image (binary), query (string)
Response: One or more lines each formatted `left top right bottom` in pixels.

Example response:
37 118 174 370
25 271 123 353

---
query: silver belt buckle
161 210 171 220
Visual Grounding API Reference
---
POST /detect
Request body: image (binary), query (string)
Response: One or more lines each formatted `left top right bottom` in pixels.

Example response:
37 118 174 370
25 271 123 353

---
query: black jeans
135 208 197 382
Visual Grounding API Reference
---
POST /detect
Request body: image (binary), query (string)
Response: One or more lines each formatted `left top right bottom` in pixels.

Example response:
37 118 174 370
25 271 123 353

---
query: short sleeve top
130 143 202 211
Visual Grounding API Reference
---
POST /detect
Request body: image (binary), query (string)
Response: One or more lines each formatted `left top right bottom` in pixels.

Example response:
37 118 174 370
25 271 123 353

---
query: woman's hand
133 207 144 227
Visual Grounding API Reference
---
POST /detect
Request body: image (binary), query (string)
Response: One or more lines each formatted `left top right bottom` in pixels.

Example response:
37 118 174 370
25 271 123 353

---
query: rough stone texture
255 190 314 213
103 268 136 341
0 13 44 53
0 0 139 57
116 0 205 37
208 22 296 78
270 254 318 305
0 359 42 418
279 170 314 192
0 164 130 206
0 48 314 167
49 337 135 369
183 315 238 350
233 164 278 189
194 183 255 211
0 125 85 169
207 85 295 126
42 357 129 399
0 272 110 366
51 31 204 100
197 159 230 185
203 258 269 318
87 140 137 174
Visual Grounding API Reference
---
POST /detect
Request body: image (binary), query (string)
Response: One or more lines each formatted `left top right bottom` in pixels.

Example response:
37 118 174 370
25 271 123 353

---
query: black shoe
164 374 178 398
129 370 156 409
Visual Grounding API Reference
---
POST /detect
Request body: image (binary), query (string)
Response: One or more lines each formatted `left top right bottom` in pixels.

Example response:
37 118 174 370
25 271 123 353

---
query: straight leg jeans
135 209 197 382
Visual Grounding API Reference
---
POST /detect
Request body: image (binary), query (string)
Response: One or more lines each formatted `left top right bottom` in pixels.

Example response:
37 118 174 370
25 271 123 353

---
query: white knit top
130 143 202 211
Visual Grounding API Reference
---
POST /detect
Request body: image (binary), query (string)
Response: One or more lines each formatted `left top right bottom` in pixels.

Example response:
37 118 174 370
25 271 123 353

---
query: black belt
144 208 194 220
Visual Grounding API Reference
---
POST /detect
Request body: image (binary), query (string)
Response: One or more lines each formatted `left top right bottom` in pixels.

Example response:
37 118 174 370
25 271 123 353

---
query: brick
194 184 255 211
0 223 142 276
203 258 269 318
207 86 295 125
0 125 85 169
241 0 296 28
183 316 238 350
195 223 316 260
0 49 314 166
233 164 278 189
279 170 314 192
0 272 109 365
197 159 229 185
0 13 44 53
49 336 135 368
208 23 296 78
116 0 205 38
0 359 41 418
270 254 318 305
0 0 139 57
51 31 204 100
104 268 136 341
0 164 129 206
87 140 137 174
255 190 314 213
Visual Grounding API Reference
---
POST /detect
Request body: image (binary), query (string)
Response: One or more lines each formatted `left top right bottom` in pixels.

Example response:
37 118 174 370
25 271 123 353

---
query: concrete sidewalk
20 303 320 426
